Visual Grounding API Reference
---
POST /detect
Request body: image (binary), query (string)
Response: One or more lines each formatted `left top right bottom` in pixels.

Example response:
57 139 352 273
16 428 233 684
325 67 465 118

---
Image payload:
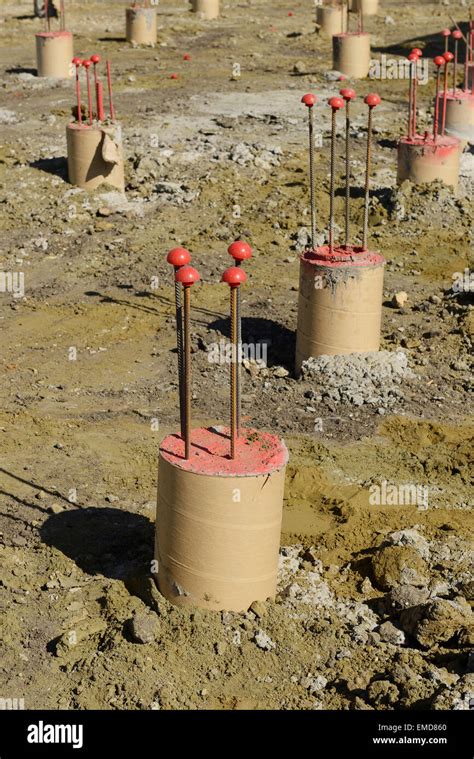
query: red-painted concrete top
160 426 288 476
399 134 460 150
36 31 72 38
301 244 384 268
67 122 100 131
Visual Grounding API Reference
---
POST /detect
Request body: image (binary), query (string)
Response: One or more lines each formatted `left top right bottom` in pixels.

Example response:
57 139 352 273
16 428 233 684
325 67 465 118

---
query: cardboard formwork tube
465 63 474 92
192 0 220 20
332 33 371 79
125 6 157 46
66 123 125 191
351 0 378 15
35 31 73 78
316 5 348 37
155 427 288 612
441 92 474 145
295 246 385 373
397 135 461 192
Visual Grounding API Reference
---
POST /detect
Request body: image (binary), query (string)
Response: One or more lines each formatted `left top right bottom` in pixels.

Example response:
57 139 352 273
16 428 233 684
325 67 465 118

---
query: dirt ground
0 0 472 711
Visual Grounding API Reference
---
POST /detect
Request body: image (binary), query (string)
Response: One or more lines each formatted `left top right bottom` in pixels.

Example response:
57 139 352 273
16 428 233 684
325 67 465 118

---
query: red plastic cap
364 93 381 107
452 30 463 40
228 241 252 262
170 73 178 79
90 54 100 64
175 265 200 286
167 247 191 267
408 52 419 62
301 93 317 107
441 28 451 37
183 53 191 60
328 96 344 110
434 55 446 67
340 88 356 101
443 51 454 62
82 60 92 69
72 57 82 66
411 48 423 57
221 267 247 286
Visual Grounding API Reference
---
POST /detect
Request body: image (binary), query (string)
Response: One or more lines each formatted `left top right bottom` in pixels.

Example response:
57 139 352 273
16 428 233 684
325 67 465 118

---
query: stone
392 291 408 308
378 621 405 645
293 61 307 75
386 584 430 611
129 611 160 644
273 366 289 378
301 674 327 693
214 641 227 655
371 545 429 591
48 503 64 514
249 600 266 619
399 598 473 648
368 680 399 706
253 629 275 651
97 207 112 217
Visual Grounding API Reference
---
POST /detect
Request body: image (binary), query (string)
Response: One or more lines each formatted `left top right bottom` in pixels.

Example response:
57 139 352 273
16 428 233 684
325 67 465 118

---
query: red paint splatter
160 426 288 476
301 244 385 269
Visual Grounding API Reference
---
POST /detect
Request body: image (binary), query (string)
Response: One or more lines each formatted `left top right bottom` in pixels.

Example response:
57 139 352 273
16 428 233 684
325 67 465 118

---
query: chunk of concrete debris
301 674 327 693
378 620 406 645
253 629 275 651
372 545 429 591
388 528 430 560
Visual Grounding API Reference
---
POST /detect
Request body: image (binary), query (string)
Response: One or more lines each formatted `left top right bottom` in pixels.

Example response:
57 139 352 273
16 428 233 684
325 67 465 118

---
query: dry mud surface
0 0 473 711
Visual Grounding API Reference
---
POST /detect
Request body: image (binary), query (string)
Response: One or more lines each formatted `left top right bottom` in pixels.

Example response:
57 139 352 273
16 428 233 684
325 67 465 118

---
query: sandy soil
0 0 472 711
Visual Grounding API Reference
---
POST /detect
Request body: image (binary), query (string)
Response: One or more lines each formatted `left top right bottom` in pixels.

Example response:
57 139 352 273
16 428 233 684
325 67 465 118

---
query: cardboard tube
441 92 474 145
192 0 220 20
333 33 371 79
316 5 348 37
295 245 385 373
125 6 157 46
465 62 474 91
66 122 125 191
351 0 378 15
35 31 73 78
155 426 288 612
397 135 461 192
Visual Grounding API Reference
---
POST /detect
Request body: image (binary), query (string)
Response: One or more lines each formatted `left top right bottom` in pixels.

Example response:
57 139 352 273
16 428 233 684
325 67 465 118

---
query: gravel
300 351 414 407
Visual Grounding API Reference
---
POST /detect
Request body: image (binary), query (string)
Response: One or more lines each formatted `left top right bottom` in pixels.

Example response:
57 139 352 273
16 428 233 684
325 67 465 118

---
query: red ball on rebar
301 93 317 107
364 93 381 108
221 267 247 287
175 266 200 286
340 88 356 101
228 241 252 262
167 247 192 267
328 97 344 110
